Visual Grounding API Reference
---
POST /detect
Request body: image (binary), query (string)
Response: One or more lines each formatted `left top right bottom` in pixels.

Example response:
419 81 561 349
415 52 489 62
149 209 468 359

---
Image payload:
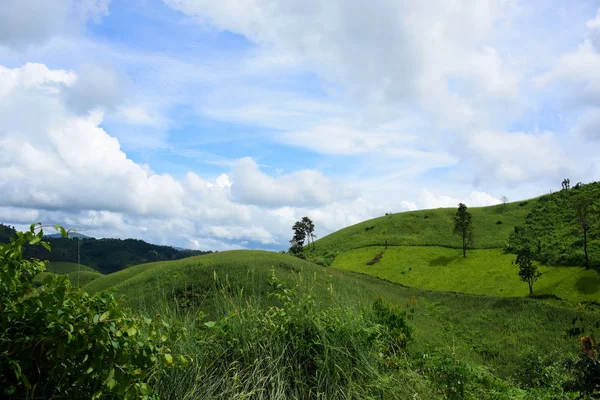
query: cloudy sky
1 0 600 251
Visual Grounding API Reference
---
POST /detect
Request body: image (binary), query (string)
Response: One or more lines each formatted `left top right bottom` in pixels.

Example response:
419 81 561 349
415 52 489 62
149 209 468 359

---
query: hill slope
310 200 534 254
83 250 600 394
309 184 600 303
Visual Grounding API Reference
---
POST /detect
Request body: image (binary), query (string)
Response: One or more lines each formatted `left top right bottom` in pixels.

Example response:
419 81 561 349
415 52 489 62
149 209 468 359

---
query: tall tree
573 193 594 269
301 216 316 250
516 247 541 295
453 203 473 258
501 195 508 209
289 221 306 258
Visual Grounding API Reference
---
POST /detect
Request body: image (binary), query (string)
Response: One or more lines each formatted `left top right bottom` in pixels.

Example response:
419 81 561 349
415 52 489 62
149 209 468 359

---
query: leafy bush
0 224 187 399
567 335 600 397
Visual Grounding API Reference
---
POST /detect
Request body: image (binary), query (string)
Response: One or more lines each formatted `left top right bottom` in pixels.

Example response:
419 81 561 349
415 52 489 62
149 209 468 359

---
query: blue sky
1 0 600 250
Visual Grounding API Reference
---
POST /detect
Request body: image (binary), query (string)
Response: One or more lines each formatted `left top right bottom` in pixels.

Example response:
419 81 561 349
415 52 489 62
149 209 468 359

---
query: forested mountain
0 224 211 274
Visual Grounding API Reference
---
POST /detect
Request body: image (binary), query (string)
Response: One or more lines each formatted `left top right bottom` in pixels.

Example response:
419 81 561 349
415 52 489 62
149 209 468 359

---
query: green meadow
332 246 600 302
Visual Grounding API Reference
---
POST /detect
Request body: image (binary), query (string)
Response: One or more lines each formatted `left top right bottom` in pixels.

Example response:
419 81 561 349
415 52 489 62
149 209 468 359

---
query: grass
84 250 600 394
309 200 535 254
331 246 600 303
46 261 96 274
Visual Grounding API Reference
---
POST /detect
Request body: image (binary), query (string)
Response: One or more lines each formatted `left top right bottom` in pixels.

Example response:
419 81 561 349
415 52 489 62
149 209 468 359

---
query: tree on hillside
501 196 508 209
453 203 473 258
573 193 594 269
301 216 316 250
516 247 541 295
562 178 571 190
289 221 306 258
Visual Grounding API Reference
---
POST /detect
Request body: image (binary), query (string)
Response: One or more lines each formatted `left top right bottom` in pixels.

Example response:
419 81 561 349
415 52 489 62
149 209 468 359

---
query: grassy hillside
332 246 599 302
86 250 600 390
46 261 96 274
310 201 534 254
507 182 600 268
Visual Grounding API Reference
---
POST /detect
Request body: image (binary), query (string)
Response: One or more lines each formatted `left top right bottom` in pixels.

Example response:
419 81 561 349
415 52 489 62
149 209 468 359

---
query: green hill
310 200 535 253
309 183 600 303
83 250 600 398
46 261 96 274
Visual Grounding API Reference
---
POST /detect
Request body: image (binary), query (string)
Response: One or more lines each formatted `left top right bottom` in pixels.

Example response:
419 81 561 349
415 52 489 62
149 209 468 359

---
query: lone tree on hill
516 247 541 295
301 216 316 250
562 178 571 190
454 203 473 258
501 195 508 209
573 193 594 269
289 221 306 258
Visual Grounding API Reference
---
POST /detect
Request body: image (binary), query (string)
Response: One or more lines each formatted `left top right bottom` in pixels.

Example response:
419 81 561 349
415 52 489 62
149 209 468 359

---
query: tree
573 193 594 269
516 247 541 295
289 221 306 258
501 196 508 209
301 216 316 250
453 203 473 258
562 178 571 190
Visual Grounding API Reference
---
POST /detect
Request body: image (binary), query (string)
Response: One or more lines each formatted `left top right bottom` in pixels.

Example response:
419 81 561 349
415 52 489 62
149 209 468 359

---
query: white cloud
0 0 110 50
461 130 574 184
419 189 500 209
165 0 521 129
63 63 124 114
586 9 600 31
230 157 357 208
572 107 600 141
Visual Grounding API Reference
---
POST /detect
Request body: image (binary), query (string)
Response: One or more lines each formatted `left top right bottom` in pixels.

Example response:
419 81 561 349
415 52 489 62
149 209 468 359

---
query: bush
567 335 600 397
0 224 187 399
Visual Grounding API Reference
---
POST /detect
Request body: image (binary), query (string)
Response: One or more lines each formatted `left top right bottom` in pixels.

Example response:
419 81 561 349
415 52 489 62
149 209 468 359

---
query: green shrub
0 224 187 399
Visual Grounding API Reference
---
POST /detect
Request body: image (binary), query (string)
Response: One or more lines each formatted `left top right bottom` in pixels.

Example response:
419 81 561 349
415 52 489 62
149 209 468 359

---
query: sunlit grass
331 246 600 302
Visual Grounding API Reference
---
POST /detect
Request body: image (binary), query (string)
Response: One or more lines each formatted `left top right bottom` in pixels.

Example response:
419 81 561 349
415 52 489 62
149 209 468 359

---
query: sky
1 0 600 251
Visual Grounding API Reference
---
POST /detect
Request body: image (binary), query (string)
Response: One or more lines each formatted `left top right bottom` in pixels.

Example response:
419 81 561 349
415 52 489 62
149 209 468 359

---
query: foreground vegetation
79 248 600 398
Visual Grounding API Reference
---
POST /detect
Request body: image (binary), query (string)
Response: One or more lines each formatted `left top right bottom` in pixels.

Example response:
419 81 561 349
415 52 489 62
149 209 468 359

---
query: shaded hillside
0 224 212 274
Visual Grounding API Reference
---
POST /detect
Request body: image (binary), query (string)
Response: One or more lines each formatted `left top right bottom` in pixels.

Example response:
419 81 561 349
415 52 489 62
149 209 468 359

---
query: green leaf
204 321 216 328
126 326 137 336
29 237 41 245
99 311 110 322
164 354 173 365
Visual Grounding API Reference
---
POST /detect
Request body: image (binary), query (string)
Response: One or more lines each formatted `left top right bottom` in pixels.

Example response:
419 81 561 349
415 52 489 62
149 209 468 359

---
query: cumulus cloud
63 63 124 114
0 62 383 250
230 157 357 208
460 130 574 184
572 108 600 141
164 0 521 128
0 0 110 50
418 189 500 209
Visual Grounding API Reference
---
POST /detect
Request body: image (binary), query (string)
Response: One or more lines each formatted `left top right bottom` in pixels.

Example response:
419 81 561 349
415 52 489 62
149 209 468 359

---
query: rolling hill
308 182 600 303
81 250 600 398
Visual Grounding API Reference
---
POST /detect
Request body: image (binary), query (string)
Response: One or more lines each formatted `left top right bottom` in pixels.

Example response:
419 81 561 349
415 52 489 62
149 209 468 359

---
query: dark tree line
0 224 211 274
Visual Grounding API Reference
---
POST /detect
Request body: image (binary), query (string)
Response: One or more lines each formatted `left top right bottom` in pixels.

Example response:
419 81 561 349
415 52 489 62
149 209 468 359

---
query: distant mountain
0 224 212 274
44 232 94 239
